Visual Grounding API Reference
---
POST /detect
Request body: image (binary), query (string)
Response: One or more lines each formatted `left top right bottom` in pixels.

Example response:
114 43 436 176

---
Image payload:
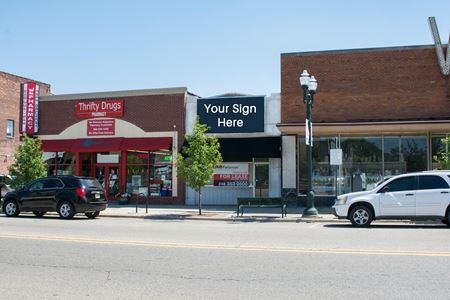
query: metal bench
237 197 287 217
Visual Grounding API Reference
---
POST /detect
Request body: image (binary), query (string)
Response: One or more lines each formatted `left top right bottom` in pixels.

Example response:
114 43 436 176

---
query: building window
299 135 428 196
6 120 14 138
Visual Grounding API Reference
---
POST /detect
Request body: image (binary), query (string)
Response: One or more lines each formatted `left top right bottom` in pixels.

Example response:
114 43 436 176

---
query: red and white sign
213 163 249 187
87 119 115 136
76 99 124 118
20 82 40 135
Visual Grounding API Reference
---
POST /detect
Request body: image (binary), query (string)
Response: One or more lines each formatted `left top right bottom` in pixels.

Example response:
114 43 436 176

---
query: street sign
330 149 343 165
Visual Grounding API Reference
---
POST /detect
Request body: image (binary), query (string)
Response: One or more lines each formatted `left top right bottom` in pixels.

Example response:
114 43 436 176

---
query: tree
8 136 48 188
433 136 450 170
177 120 222 215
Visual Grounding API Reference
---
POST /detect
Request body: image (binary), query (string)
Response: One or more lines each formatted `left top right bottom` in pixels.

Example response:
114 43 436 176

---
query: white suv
332 171 450 227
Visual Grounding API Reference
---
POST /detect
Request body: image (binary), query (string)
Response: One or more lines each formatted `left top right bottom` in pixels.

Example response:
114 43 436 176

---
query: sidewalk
101 204 343 223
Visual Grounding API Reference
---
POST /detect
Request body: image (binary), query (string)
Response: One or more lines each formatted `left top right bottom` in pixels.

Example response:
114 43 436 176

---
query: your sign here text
203 103 256 128
197 97 264 133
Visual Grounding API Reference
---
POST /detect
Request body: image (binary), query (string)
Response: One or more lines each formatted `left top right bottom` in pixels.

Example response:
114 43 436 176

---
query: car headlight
335 195 348 205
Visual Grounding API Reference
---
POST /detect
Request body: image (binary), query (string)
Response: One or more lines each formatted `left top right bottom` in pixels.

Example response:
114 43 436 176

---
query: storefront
185 93 281 205
278 45 450 203
38 87 197 204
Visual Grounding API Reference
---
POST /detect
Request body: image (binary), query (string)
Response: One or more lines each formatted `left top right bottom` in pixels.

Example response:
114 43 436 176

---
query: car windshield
80 178 103 189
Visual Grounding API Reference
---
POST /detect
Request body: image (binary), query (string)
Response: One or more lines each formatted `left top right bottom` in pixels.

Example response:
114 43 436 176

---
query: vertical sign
20 82 40 135
305 119 312 146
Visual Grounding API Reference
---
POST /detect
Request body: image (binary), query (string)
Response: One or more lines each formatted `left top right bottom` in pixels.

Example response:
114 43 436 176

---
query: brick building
278 45 450 201
38 88 196 204
0 71 51 174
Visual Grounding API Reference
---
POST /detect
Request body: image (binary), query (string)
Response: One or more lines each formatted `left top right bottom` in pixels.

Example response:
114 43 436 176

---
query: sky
1 0 449 97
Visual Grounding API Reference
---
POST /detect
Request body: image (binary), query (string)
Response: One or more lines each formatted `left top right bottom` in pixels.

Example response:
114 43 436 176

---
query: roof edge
0 70 50 86
281 44 442 57
41 87 189 101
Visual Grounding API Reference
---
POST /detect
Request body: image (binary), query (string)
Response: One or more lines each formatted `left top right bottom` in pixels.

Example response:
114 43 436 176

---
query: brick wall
0 71 51 174
281 45 450 124
38 93 186 204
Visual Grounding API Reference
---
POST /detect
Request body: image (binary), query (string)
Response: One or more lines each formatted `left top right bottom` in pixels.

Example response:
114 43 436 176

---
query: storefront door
95 165 120 200
254 164 269 198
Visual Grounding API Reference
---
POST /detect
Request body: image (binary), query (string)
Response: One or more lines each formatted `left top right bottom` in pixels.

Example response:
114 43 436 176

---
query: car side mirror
381 186 390 193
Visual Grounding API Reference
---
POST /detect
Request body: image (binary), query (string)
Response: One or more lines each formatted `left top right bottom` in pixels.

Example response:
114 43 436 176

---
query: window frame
6 119 14 138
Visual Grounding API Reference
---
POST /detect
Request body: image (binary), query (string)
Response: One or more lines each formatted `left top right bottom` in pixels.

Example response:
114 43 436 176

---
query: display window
299 135 429 196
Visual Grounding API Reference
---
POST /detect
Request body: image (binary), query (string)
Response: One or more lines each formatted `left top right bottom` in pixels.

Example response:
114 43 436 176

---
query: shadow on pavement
324 223 450 229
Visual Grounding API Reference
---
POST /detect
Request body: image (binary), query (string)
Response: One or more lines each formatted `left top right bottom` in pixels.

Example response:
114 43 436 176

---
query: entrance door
95 165 120 200
254 164 269 198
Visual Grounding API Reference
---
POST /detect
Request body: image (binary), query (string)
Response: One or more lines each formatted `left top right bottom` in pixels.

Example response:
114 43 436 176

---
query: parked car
0 174 14 204
333 171 450 227
2 175 107 219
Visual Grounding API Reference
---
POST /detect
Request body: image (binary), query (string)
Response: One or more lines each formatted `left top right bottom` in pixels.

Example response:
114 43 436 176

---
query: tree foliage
177 120 222 214
433 136 450 170
8 136 47 188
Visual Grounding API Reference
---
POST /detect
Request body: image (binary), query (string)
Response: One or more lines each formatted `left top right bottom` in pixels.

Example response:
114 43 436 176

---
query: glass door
95 165 120 200
254 164 269 198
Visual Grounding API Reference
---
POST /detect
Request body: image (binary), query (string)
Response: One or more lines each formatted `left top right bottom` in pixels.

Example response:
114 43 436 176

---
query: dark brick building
38 88 197 204
278 45 450 199
0 71 51 174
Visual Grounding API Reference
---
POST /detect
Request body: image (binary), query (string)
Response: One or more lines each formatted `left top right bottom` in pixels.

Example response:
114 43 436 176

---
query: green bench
237 197 287 218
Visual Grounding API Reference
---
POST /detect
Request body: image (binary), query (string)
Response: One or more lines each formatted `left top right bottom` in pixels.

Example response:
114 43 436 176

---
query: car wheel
3 199 20 217
349 205 373 227
445 210 450 227
85 211 100 219
33 211 46 217
57 201 75 219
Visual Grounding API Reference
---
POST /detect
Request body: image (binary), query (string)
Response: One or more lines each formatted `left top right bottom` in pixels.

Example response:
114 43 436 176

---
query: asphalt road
0 215 449 300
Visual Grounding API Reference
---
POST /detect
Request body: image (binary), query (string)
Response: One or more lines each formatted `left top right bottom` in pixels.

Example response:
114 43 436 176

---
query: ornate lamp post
300 70 319 216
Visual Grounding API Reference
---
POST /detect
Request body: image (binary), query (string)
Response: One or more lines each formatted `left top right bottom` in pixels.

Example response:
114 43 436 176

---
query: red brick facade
0 71 51 174
280 45 450 125
38 90 188 204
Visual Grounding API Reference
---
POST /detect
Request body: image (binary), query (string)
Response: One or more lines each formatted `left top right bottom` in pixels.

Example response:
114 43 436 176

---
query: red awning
41 139 75 152
120 137 172 151
71 138 123 152
40 137 172 153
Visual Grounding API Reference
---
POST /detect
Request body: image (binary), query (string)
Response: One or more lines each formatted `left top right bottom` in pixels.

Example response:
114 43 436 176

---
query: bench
237 197 287 217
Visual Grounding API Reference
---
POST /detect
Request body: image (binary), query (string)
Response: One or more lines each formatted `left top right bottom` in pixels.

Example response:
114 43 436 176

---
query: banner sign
20 82 40 135
213 163 249 187
197 96 264 133
76 99 124 118
87 119 115 136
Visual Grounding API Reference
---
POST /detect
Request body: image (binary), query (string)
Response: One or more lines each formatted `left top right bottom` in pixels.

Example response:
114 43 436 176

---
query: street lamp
300 70 319 216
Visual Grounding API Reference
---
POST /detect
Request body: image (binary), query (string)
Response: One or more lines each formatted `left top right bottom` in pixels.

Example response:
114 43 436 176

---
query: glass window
44 179 64 189
29 180 45 190
418 175 449 190
382 176 416 192
6 120 14 138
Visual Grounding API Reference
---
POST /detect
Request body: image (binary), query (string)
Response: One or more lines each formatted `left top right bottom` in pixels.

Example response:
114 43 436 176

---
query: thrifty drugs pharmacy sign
197 96 264 133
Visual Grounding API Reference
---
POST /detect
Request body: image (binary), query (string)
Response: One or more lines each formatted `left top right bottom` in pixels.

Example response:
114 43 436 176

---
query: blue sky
1 0 449 97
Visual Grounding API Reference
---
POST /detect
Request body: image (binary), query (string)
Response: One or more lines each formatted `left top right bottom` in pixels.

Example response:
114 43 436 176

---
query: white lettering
232 104 256 116
204 104 229 114
217 118 244 127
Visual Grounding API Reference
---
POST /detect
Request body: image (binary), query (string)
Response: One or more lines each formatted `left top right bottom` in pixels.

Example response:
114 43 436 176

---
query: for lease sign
76 99 124 118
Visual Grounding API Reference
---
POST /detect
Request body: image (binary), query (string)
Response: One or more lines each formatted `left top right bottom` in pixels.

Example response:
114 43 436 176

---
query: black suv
2 176 107 219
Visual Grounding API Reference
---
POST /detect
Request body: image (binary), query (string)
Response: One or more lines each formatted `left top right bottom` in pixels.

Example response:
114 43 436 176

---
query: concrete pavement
100 203 339 222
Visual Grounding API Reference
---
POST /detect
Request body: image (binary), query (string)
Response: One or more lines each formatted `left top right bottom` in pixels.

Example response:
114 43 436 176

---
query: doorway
254 163 269 198
95 165 120 200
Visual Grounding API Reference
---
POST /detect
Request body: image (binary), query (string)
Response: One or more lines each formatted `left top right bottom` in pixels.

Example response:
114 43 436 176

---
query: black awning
218 137 281 161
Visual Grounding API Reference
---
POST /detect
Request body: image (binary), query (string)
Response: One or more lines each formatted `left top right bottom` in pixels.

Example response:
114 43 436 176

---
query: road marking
1 233 450 257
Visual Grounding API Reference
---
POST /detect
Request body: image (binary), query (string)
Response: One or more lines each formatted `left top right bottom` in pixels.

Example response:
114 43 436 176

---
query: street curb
99 213 347 223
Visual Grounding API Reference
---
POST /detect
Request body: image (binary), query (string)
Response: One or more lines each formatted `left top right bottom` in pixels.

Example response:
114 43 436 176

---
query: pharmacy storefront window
43 152 76 176
126 150 173 197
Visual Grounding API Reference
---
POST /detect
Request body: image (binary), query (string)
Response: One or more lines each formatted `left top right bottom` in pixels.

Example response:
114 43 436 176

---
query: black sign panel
197 96 264 133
